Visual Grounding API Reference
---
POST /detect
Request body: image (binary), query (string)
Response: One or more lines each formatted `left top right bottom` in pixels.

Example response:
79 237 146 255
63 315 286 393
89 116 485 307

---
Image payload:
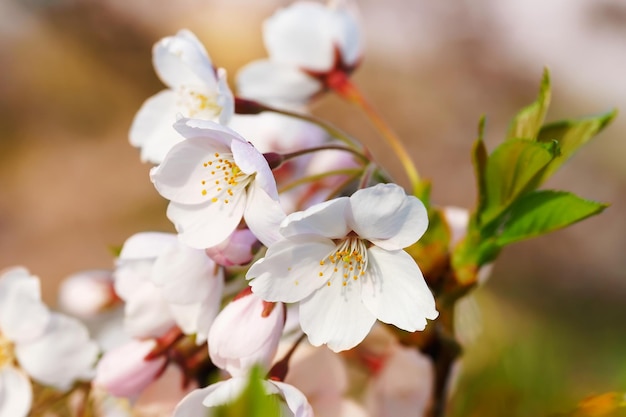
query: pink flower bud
205 229 258 267
93 339 166 398
58 270 120 317
208 288 285 377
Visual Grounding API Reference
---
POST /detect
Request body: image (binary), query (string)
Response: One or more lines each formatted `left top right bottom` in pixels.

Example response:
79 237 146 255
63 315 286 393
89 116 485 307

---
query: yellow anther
211 197 218 203
202 190 207 196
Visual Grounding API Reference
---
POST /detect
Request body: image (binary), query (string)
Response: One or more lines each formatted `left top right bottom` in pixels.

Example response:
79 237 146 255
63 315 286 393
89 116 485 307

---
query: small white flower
150 118 285 249
0 267 99 417
237 0 363 107
247 183 438 352
130 29 234 164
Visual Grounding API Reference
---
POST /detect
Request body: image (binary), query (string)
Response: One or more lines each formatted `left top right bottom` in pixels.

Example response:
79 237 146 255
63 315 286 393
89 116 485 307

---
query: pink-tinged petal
299 277 376 352
150 138 231 205
244 182 285 247
172 385 215 417
153 29 216 91
16 313 99 391
0 268 50 344
231 139 278 200
206 228 258 266
201 378 247 407
58 269 117 318
264 2 335 71
361 247 438 332
247 236 336 303
349 184 428 250
166 195 246 250
173 117 245 147
236 60 321 106
128 90 180 165
118 232 178 262
365 345 433 417
442 206 469 247
284 344 347 399
93 339 166 398
270 381 315 417
0 367 32 417
123 281 175 339
208 293 284 377
152 243 221 304
280 197 350 239
331 0 363 67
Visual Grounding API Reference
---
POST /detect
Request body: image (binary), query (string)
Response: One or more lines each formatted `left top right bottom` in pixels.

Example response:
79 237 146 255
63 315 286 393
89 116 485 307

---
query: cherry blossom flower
150 118 285 249
247 183 438 352
58 269 120 318
237 0 363 107
114 232 224 343
130 29 234 164
0 267 99 417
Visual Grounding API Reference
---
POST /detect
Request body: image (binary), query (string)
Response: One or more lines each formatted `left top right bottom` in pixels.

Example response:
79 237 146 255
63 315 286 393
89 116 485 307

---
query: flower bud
205 229 259 267
93 339 167 398
58 270 120 317
208 288 284 377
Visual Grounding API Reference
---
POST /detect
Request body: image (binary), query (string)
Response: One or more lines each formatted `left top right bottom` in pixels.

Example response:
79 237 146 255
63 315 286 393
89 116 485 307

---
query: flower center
200 152 252 205
177 85 222 119
319 237 368 287
0 331 15 369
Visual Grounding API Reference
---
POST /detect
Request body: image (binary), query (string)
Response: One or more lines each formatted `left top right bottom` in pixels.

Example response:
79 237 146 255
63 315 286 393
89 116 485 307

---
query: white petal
247 236 336 303
0 367 32 417
16 313 99 391
172 385 215 417
349 184 428 250
244 181 285 247
153 29 216 91
231 139 278 200
299 276 375 352
173 117 245 146
236 60 321 107
216 67 235 125
123 281 175 338
280 197 350 239
270 381 315 417
169 282 223 344
361 247 438 332
166 196 246 250
152 243 222 304
201 378 247 407
264 2 335 71
128 90 181 164
150 137 231 205
0 268 50 344
113 260 153 302
118 232 178 261
331 0 363 67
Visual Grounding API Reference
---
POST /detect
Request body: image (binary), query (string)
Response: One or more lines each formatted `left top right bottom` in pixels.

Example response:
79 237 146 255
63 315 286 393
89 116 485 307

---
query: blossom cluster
1 0 612 416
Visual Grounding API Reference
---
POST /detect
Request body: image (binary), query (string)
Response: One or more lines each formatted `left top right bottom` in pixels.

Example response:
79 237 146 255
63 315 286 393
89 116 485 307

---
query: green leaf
495 190 607 246
507 68 551 140
472 116 489 219
481 139 560 226
535 109 617 184
215 367 282 417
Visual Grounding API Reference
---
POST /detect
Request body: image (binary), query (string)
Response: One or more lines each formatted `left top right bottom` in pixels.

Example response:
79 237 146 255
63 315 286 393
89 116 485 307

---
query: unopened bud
205 229 259 267
58 270 120 317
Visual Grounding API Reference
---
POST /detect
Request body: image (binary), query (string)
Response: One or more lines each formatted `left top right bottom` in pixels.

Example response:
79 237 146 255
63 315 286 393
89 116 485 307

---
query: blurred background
1 0 625 415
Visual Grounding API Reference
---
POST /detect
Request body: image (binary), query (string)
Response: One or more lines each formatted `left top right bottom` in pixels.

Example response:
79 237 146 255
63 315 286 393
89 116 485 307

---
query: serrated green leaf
507 68 551 140
495 190 607 246
535 109 617 184
481 139 560 226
